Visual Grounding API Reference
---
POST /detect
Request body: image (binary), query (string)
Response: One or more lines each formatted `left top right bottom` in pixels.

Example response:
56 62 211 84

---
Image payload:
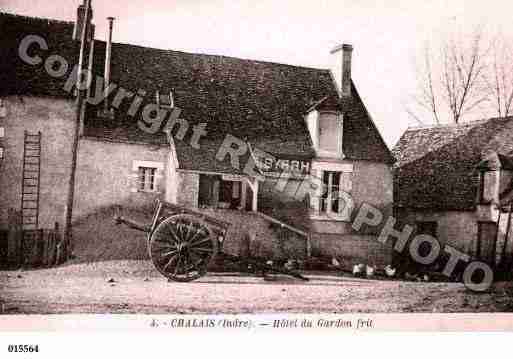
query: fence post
55 222 61 265
47 222 58 267
7 209 22 268
56 222 67 265
35 229 44 267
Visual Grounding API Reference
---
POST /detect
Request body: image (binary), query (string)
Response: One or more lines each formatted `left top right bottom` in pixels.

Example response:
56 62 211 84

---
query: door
477 222 498 265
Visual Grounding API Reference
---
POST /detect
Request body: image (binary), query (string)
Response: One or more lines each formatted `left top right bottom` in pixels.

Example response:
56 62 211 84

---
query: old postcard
1 0 513 340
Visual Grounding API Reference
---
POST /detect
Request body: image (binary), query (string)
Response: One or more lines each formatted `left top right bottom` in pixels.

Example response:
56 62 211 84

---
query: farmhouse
0 2 393 266
393 118 513 271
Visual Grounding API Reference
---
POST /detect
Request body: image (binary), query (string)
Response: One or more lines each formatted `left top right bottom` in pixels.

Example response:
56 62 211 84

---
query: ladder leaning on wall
20 131 41 230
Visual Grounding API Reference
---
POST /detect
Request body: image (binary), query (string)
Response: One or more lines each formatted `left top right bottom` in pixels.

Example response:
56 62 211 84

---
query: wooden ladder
21 131 41 230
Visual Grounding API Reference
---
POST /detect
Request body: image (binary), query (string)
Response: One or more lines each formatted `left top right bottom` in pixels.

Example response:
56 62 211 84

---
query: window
130 160 163 194
156 90 174 109
416 221 437 237
0 100 6 118
415 221 438 259
321 171 341 213
138 167 156 192
310 163 353 220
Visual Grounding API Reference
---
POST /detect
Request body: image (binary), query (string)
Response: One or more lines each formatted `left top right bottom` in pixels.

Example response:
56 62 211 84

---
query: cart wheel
149 214 218 282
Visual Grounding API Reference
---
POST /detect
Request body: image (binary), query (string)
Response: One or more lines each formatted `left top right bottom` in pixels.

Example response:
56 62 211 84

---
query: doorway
476 221 498 265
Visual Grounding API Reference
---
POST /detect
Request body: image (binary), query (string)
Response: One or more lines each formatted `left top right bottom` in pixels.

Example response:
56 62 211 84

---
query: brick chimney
330 43 353 97
73 0 94 41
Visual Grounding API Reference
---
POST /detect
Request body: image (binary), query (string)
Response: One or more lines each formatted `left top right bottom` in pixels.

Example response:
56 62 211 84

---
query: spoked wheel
149 214 218 282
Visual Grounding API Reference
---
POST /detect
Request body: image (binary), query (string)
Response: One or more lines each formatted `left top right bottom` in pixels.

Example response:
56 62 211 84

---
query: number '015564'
7 345 39 353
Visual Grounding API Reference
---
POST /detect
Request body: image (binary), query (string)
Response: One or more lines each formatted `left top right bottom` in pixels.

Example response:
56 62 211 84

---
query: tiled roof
86 37 392 167
305 95 341 113
393 117 513 210
86 39 338 140
0 12 79 98
1 11 392 172
341 86 393 163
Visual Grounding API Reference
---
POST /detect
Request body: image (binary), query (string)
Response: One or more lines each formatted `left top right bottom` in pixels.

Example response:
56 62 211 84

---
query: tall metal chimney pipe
104 16 115 111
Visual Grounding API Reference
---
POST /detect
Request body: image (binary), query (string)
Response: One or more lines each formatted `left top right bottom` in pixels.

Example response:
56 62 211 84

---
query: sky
2 0 513 148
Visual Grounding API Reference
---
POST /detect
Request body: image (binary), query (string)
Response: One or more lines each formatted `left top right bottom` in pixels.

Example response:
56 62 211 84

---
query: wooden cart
114 200 308 282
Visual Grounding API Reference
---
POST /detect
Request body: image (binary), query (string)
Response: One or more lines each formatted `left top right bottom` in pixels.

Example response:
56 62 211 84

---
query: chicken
352 263 365 277
365 265 375 278
384 265 397 278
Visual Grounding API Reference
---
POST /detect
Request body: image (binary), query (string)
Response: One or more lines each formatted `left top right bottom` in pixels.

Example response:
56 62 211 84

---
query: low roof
1 11 393 172
393 117 513 211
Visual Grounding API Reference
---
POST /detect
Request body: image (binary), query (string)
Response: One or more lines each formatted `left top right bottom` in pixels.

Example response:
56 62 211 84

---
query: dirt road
1 260 512 314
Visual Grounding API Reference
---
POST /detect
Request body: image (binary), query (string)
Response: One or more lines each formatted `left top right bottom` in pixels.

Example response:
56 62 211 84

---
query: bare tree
484 36 513 117
409 45 441 124
410 29 490 124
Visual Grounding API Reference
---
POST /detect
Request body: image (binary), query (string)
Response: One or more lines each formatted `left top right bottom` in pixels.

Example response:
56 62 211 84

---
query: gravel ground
0 260 512 314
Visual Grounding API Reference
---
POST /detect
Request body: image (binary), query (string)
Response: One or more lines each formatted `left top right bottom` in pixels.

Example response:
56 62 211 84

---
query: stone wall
176 171 199 208
74 138 169 219
258 177 310 231
0 96 75 229
193 208 308 261
258 159 394 263
396 209 479 256
352 160 394 219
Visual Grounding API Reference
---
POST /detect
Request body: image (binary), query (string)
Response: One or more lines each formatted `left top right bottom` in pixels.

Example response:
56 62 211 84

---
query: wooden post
31 229 43 268
48 222 59 267
252 180 258 212
240 181 247 210
47 229 54 267
502 204 513 270
244 178 259 212
306 235 312 258
64 0 92 257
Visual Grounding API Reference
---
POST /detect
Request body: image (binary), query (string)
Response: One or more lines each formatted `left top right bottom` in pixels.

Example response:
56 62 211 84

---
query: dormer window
0 99 6 118
318 112 342 156
476 152 513 206
479 169 497 204
156 90 174 109
305 111 343 158
305 97 344 158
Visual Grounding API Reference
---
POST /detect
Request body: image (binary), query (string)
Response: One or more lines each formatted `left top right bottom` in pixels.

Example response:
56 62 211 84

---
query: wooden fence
0 210 68 269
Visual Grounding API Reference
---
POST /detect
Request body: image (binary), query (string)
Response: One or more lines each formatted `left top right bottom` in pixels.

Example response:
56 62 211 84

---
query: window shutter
130 169 139 193
154 168 163 192
340 172 352 193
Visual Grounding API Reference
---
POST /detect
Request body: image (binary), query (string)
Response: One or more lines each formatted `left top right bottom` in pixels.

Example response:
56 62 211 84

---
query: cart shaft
114 215 151 233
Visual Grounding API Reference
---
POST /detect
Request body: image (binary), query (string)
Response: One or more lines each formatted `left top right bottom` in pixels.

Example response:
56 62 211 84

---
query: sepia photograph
0 0 513 330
